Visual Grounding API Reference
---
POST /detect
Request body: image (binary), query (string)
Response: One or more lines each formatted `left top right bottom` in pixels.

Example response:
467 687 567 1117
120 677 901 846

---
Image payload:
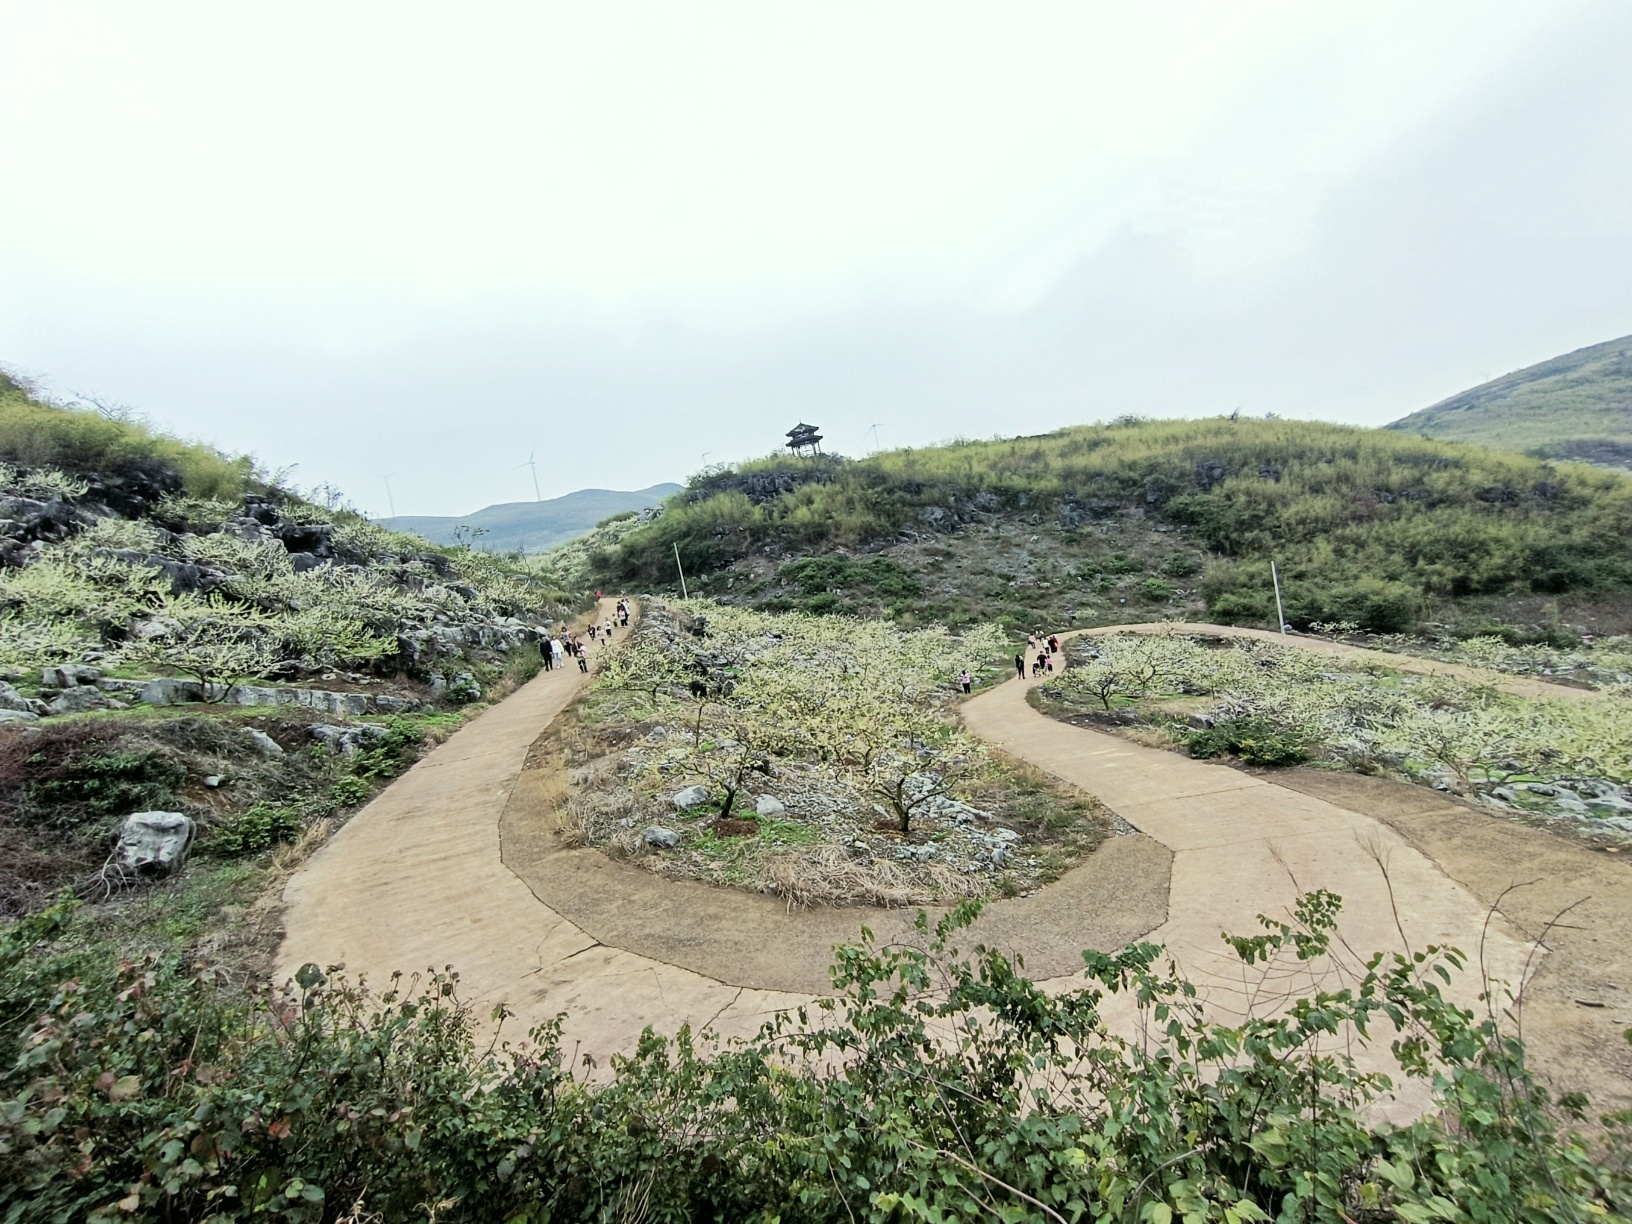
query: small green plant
1140 577 1176 602
207 804 303 856
326 775 370 809
1160 553 1200 578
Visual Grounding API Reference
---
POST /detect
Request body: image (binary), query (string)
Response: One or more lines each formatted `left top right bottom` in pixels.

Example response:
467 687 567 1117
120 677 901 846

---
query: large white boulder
117 811 196 876
673 785 711 809
755 794 786 816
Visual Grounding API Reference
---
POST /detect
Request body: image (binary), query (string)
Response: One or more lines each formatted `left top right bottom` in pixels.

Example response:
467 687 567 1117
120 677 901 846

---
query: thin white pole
1270 558 1287 636
673 542 689 599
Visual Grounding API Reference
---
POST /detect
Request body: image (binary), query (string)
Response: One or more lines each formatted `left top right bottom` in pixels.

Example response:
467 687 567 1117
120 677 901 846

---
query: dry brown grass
763 845 984 910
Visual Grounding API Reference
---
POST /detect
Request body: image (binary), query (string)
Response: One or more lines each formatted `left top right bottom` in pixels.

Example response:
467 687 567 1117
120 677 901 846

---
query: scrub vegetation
594 416 1632 634
1035 630 1632 832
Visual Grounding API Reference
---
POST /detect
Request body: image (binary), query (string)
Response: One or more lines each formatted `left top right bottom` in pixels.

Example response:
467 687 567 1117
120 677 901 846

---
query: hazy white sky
3 2 1630 515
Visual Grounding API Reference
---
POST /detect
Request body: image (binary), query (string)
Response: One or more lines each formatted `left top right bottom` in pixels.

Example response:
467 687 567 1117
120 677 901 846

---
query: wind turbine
515 449 542 501
383 473 397 519
869 423 885 453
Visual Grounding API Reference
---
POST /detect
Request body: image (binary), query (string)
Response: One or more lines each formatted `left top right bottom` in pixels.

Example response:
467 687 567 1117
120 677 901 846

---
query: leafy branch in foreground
3 890 1627 1222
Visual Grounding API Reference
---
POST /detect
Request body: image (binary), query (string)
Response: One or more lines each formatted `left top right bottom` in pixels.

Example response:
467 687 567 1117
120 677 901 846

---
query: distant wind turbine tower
869 423 885 453
516 449 542 501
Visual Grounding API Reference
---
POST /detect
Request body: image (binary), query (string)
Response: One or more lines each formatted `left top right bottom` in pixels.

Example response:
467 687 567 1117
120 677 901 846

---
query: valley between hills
2 356 1632 1219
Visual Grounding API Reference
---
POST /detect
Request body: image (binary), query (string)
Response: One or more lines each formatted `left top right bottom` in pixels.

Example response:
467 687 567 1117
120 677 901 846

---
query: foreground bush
4 893 1629 1222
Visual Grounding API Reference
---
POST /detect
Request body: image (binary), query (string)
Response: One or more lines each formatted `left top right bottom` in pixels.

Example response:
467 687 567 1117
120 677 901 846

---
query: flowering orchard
577 602 1108 904
1048 631 1632 827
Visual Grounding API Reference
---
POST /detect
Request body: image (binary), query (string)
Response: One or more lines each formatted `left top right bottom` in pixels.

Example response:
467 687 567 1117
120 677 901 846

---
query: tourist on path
958 669 972 695
1015 653 1026 679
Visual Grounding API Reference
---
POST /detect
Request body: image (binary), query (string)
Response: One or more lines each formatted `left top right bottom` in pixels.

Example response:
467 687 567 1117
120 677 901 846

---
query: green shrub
1160 553 1200 578
1188 715 1309 766
326 775 370 809
207 804 303 856
3 894 1628 1222
1140 577 1176 602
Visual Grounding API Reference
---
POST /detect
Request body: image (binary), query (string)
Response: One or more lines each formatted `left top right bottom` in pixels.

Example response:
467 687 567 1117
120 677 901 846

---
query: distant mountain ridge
1387 333 1632 469
384 483 680 553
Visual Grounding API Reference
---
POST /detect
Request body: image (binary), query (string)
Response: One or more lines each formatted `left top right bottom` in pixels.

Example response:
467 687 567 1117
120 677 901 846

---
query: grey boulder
242 728 286 757
309 723 390 757
117 811 196 876
673 785 711 809
48 686 116 715
643 826 682 849
755 794 786 816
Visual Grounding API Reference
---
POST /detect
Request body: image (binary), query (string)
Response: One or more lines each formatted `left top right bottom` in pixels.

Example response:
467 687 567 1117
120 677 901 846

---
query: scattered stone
243 728 285 757
0 708 39 724
0 681 40 714
203 775 223 788
755 794 786 816
309 723 391 757
116 811 196 876
673 785 711 809
988 827 1021 843
643 826 682 849
41 664 103 688
47 686 115 715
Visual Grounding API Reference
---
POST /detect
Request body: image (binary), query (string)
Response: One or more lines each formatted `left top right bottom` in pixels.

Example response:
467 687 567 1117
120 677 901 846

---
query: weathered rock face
47 686 118 716
0 681 46 716
309 723 391 757
41 664 103 689
673 785 711 809
116 811 196 876
242 728 285 757
643 826 681 849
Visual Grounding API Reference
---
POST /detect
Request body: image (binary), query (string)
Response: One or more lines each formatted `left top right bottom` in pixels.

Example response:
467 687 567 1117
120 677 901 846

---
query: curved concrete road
278 616 1549 1099
277 605 810 1057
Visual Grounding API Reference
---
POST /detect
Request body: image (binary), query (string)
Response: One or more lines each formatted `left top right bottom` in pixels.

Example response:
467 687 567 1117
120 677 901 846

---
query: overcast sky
3 2 1630 516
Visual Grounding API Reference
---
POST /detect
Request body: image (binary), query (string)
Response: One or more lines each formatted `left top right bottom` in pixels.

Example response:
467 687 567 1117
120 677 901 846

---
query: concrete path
966 631 1538 1115
277 605 808 1058
279 614 1549 1102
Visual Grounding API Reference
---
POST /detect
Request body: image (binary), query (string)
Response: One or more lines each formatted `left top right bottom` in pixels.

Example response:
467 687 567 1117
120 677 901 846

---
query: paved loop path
280 614 1569 1101
278 604 808 1055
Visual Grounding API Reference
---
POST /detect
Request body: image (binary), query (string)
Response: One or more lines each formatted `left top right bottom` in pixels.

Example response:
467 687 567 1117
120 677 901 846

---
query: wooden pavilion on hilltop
786 423 823 457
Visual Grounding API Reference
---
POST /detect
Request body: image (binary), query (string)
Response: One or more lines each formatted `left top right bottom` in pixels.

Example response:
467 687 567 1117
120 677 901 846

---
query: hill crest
1388 333 1632 468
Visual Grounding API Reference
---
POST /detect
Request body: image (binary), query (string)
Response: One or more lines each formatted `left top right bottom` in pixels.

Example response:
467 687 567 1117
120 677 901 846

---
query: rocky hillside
1389 333 1632 469
592 416 1632 636
0 372 579 917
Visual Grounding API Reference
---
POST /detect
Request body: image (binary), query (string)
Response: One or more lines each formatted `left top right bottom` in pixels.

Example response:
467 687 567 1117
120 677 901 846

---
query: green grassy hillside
594 417 1632 635
1388 333 1632 468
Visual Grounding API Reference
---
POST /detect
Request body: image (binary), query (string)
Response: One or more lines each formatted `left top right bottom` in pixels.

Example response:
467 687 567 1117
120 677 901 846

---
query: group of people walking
539 598 632 676
1016 632 1060 679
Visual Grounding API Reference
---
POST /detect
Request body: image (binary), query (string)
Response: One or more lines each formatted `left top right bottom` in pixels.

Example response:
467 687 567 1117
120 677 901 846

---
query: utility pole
673 542 689 599
1271 559 1287 636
